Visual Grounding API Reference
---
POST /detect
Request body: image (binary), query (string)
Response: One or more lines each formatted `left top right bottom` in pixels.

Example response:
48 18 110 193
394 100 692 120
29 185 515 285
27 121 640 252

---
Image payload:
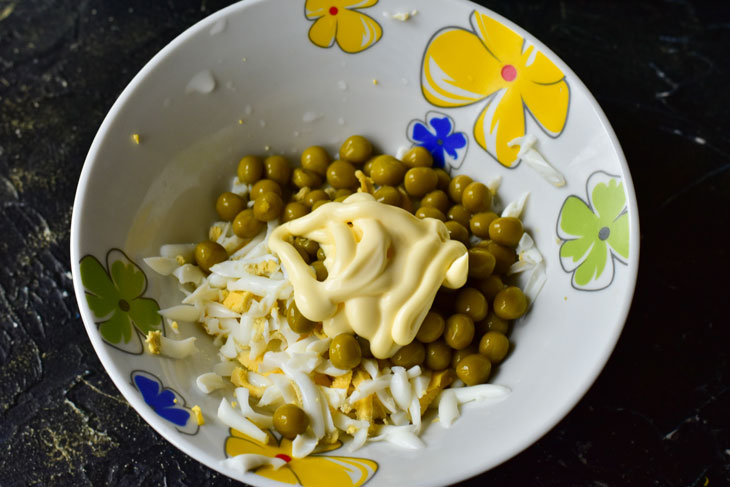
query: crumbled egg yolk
175 255 186 265
132 133 140 144
191 405 204 425
170 321 179 331
145 330 162 354
223 290 255 314
245 260 278 276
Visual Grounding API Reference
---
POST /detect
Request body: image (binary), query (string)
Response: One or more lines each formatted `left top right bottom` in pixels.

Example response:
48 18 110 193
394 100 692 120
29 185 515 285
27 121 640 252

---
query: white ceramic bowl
71 1 639 485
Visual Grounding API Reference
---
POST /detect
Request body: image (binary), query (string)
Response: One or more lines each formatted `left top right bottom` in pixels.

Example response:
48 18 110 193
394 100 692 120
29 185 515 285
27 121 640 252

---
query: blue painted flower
132 371 195 432
407 111 468 170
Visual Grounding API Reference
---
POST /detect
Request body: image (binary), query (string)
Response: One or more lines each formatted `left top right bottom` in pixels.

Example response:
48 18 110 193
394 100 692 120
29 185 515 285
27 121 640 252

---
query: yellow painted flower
422 11 570 167
225 428 378 486
306 0 382 53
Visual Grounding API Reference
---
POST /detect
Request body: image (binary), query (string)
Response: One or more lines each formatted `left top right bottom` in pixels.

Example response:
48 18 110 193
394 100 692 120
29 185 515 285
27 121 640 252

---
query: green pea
215 192 246 221
434 169 451 191
286 301 316 334
469 212 498 239
478 274 505 301
455 354 491 386
326 160 358 189
194 240 228 273
291 168 322 189
468 247 496 279
232 209 265 238
301 145 331 176
370 155 406 186
264 155 291 186
444 314 475 350
329 334 362 369
447 205 471 228
402 146 433 168
390 341 425 368
339 135 373 164
250 179 282 200
425 341 452 371
416 311 445 343
421 190 450 214
237 155 264 184
489 217 524 247
483 311 510 335
444 221 469 245
282 202 308 222
461 182 492 213
479 331 510 363
374 185 402 206
486 241 517 275
451 345 478 368
273 403 309 439
448 175 473 203
311 260 328 281
303 189 330 208
404 167 438 197
454 287 488 321
493 286 528 320
253 192 284 221
415 206 446 221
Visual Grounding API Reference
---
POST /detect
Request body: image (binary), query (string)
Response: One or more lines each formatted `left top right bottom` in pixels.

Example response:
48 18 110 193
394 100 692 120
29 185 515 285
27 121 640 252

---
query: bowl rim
70 0 640 485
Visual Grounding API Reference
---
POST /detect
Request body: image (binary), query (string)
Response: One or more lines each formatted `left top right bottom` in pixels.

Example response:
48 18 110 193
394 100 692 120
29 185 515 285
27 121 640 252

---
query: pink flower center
275 453 292 463
329 6 338 15
501 64 517 82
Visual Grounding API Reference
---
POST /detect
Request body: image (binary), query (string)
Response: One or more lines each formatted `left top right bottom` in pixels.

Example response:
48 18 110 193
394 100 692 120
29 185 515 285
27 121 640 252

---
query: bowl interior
71 1 639 486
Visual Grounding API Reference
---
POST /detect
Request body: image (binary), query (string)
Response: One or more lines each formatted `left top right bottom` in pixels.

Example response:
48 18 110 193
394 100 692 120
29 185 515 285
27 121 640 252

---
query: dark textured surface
1 1 728 486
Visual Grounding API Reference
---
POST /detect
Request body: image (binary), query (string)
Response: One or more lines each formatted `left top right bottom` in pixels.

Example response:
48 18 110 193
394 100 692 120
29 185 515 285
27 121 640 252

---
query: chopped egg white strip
502 192 530 219
333 411 369 451
370 424 424 449
222 454 285 475
347 375 393 404
158 304 200 322
436 384 511 406
292 434 319 458
143 256 179 276
438 389 459 427
159 335 197 359
508 134 566 187
390 367 412 411
213 361 238 376
173 264 206 286
235 388 274 428
217 398 269 444
196 372 227 393
160 243 195 261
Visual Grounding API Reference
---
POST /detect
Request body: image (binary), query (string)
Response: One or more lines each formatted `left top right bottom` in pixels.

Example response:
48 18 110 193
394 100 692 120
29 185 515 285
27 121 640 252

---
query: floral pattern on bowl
557 171 630 291
79 249 162 354
131 370 200 435
225 428 377 486
421 10 570 168
406 111 468 171
305 0 382 53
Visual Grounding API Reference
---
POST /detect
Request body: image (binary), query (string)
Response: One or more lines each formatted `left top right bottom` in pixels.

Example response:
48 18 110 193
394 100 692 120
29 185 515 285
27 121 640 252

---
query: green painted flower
80 249 161 353
557 171 630 290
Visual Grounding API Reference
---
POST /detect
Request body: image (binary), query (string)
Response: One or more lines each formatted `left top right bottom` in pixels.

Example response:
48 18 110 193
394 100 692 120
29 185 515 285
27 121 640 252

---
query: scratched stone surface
0 1 728 486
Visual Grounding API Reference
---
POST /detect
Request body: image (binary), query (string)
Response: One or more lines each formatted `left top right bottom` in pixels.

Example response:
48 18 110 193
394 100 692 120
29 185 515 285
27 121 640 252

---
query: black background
1 1 729 486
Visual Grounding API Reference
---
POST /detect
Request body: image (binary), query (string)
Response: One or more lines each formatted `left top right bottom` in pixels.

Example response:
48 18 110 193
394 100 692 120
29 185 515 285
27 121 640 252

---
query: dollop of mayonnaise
269 193 468 358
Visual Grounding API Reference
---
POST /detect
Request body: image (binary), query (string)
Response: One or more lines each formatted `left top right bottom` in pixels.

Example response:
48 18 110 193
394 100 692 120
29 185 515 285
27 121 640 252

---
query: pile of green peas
194 135 530 397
